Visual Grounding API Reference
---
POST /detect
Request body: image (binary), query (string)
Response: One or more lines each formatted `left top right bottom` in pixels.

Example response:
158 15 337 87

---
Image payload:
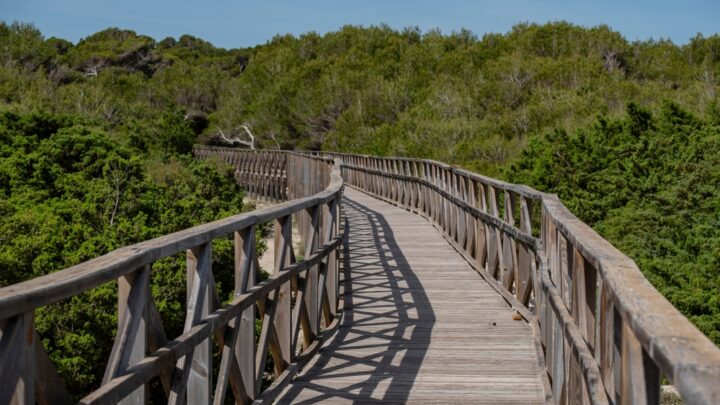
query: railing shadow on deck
277 196 435 404
0 151 344 404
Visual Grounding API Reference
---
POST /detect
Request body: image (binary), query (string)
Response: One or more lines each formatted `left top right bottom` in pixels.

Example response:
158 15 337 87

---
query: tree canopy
0 20 719 396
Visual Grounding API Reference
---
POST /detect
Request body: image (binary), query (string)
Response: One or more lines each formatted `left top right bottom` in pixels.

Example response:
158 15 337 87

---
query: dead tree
217 124 255 150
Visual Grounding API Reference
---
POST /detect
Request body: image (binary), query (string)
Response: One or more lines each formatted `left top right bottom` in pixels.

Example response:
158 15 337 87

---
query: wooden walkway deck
277 188 546 404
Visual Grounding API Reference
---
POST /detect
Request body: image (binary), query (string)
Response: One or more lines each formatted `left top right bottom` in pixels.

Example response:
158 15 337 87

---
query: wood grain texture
3 148 720 405
276 189 546 404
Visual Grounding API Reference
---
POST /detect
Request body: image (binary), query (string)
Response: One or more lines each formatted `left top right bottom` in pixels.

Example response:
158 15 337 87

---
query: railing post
486 185 501 278
322 199 339 321
234 226 257 402
463 177 475 256
103 265 151 405
501 191 518 291
620 322 660 405
0 311 35 404
517 197 534 305
189 244 213 405
474 181 488 269
273 215 293 373
303 205 321 341
169 242 212 405
598 278 621 403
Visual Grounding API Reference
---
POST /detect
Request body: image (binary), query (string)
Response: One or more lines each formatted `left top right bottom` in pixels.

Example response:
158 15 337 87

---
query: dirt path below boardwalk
249 199 304 274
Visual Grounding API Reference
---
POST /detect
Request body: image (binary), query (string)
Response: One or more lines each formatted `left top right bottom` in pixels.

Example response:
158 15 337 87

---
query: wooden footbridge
1 147 719 404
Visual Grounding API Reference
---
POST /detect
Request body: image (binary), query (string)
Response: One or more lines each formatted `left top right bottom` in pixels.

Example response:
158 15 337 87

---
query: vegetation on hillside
0 23 255 397
2 21 718 175
0 19 718 396
508 103 720 343
0 108 255 396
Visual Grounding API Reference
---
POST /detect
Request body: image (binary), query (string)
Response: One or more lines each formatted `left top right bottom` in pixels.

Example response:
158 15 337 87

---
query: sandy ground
248 198 304 275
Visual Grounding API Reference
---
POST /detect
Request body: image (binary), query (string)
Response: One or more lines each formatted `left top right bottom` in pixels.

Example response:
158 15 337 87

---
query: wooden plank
213 314 244 405
501 191 517 292
620 322 660 405
256 289 279 391
273 215 293 373
598 278 620 403
34 330 73 405
302 206 321 344
232 227 257 403
0 312 35 405
168 243 213 405
322 199 339 318
558 232 572 310
103 265 150 405
486 185 501 278
517 197 534 305
187 244 213 405
147 299 172 396
276 189 547 404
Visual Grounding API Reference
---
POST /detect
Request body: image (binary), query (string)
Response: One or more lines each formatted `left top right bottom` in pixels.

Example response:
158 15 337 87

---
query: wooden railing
2 146 719 405
194 147 288 200
193 147 334 202
331 152 720 405
0 151 345 404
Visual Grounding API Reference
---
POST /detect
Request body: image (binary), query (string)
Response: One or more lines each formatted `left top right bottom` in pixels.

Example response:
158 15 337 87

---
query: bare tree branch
216 123 256 149
108 160 129 227
268 131 281 149
238 124 255 149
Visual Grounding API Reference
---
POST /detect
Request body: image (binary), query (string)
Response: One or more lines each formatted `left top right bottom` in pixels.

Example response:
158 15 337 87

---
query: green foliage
206 23 718 177
0 21 56 71
0 110 247 396
0 19 717 176
1 19 719 396
508 104 720 344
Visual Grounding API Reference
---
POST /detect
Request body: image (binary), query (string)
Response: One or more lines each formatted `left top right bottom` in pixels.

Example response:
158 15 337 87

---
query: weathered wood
620 322 660 405
168 243 213 405
501 191 518 291
337 150 720 404
276 189 547 403
77 236 343 405
255 288 279 391
103 265 150 405
301 206 320 344
4 147 720 405
233 227 256 403
0 312 35 405
34 330 73 405
272 215 292 374
146 299 172 397
486 185 501 279
517 196 534 305
598 278 620 403
214 314 243 405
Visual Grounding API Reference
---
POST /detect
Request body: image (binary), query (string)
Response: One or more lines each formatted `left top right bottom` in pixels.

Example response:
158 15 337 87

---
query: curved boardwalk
277 188 546 404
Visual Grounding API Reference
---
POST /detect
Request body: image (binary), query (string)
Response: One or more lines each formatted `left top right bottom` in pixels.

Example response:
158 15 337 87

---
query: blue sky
2 0 719 48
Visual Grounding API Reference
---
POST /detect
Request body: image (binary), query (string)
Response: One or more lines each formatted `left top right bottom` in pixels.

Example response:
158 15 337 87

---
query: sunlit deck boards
277 187 546 404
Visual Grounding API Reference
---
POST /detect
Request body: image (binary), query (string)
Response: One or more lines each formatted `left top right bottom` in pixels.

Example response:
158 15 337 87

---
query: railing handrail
323 150 545 199
0 155 342 320
3 146 718 405
541 194 720 404
328 150 720 405
0 150 346 405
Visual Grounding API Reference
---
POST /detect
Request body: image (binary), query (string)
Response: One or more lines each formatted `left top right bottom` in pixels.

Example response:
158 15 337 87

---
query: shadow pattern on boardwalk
278 195 435 403
277 189 545 404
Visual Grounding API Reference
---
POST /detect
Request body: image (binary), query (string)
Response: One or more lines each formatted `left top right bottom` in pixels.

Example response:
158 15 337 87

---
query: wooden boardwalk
277 188 546 404
4 149 719 404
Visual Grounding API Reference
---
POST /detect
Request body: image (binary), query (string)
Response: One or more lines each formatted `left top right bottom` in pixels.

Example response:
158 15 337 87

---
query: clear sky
2 0 719 49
